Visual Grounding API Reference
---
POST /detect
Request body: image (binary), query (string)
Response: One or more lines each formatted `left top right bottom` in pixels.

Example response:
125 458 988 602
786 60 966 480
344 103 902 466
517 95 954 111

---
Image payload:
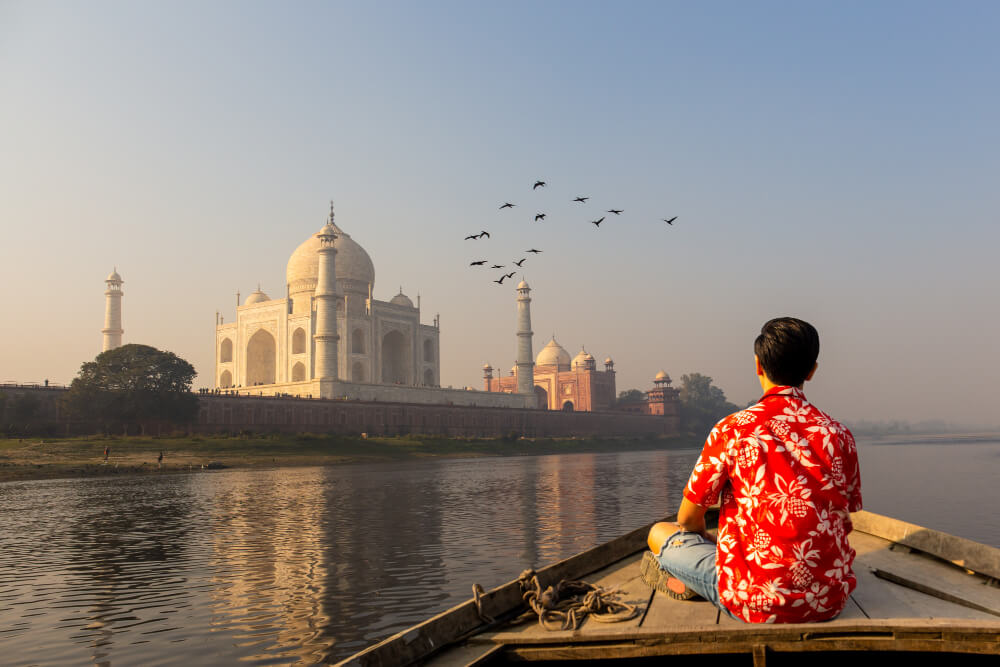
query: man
647 317 862 623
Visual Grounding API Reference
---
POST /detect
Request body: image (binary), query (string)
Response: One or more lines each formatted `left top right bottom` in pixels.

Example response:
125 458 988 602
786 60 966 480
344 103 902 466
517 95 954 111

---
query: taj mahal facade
212 206 535 409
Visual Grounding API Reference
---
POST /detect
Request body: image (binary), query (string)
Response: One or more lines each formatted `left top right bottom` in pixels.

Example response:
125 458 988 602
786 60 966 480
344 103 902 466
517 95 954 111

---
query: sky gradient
2 1 998 426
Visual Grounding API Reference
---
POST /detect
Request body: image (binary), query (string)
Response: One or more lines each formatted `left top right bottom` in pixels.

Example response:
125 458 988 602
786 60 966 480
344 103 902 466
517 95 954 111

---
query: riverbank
0 432 702 483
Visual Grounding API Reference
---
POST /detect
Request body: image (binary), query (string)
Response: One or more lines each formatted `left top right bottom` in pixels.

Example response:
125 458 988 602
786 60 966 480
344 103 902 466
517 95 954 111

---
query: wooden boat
337 510 1000 665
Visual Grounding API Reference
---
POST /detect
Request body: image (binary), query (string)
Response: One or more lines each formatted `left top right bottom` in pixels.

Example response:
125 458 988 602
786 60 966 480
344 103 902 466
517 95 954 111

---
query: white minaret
314 204 340 381
102 268 124 352
515 280 534 395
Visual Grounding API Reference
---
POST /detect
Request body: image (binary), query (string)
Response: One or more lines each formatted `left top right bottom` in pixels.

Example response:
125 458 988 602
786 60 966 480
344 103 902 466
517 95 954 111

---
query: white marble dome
286 221 376 299
244 287 270 305
536 337 571 370
390 290 414 308
572 347 595 369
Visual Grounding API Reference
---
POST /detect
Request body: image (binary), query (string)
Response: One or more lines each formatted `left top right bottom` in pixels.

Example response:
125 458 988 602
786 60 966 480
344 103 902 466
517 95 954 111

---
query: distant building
482 338 617 412
616 371 681 420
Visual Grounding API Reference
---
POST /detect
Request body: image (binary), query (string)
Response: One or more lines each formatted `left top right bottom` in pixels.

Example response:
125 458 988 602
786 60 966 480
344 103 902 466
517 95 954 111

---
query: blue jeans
655 530 740 621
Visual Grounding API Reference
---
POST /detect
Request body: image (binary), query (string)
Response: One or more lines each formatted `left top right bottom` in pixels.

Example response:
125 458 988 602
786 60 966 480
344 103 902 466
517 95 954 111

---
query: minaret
515 280 534 395
314 204 340 381
102 268 124 352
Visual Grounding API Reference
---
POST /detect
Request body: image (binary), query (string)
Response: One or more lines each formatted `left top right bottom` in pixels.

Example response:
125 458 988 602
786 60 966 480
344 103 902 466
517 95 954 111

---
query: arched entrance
291 361 306 382
352 361 366 382
220 338 233 363
423 339 434 362
534 385 549 409
381 330 410 384
246 329 276 385
562 401 574 412
219 370 232 388
352 328 365 353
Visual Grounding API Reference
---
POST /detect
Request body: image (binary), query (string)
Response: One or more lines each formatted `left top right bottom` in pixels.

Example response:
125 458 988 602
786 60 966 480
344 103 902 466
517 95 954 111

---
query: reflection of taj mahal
213 205 534 408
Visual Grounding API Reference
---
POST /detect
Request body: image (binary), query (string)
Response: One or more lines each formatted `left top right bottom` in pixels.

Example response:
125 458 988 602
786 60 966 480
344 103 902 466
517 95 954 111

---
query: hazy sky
2 1 998 426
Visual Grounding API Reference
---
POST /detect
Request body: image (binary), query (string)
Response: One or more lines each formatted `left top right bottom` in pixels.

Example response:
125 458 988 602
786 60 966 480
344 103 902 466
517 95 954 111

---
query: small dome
482 363 493 370
390 290 414 308
654 370 672 384
536 337 571 370
517 280 529 289
572 347 596 370
106 269 122 282
604 357 613 365
244 288 270 305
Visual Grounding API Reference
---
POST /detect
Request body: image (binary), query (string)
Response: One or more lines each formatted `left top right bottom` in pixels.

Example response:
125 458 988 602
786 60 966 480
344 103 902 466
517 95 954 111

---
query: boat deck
339 511 1000 666
427 514 1000 664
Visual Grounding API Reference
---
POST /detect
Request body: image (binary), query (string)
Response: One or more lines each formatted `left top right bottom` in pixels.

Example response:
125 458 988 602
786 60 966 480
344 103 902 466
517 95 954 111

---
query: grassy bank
0 433 702 483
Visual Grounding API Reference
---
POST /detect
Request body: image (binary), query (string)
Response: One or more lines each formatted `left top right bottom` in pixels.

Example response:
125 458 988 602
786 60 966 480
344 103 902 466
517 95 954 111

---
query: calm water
1 439 997 665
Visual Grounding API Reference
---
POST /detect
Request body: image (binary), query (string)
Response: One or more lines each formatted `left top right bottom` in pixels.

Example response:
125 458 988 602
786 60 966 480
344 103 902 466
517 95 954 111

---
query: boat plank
852 531 1000 617
852 510 1000 579
849 560 923 619
640 590 722 628
421 643 502 667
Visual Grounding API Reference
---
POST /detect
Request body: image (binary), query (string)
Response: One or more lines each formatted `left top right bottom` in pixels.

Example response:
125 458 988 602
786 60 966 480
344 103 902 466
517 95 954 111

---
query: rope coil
515 568 639 631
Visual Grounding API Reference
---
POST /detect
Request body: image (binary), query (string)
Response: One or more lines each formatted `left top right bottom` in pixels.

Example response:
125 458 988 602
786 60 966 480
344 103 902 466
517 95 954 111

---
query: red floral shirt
684 386 862 623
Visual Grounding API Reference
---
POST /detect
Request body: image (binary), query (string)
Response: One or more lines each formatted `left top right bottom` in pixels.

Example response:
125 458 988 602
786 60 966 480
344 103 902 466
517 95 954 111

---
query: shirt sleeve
842 428 863 513
683 419 731 508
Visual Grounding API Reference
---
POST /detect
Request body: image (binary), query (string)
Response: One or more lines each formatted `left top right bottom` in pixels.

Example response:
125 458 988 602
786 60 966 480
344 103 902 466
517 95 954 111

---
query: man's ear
805 362 818 382
754 355 765 378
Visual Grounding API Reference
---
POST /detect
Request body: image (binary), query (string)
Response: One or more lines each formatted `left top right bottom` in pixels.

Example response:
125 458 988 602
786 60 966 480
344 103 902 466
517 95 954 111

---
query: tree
677 373 740 436
63 344 198 433
616 389 646 405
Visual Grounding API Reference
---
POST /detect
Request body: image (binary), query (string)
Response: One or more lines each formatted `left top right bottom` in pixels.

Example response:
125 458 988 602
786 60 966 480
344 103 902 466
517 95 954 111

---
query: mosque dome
517 280 529 290
536 337 571 370
286 219 376 301
245 287 270 305
390 289 414 308
572 347 596 370
654 370 672 384
604 357 613 365
106 269 122 282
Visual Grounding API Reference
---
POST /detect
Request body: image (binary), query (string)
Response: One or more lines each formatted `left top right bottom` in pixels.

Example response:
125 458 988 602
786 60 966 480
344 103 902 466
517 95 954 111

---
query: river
0 437 997 665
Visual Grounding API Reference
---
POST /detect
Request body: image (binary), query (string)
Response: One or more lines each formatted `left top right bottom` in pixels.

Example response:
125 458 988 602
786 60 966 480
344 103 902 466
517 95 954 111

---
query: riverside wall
0 385 679 438
195 394 678 438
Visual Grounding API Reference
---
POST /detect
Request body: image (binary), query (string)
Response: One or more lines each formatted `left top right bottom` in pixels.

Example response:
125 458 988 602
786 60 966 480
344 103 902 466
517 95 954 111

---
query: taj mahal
95 204 677 421
210 205 536 408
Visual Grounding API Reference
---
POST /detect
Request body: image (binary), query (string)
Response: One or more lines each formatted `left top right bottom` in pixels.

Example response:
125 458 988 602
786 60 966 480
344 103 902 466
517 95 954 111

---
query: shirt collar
760 385 806 401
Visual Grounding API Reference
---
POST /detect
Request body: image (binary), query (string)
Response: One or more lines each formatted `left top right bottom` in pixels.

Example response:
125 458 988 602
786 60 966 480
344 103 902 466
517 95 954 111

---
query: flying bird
480 230 490 238
504 272 516 279
662 216 678 225
572 197 589 203
464 234 478 240
534 213 546 222
513 258 526 266
607 209 623 215
470 260 487 266
494 276 507 285
591 217 605 227
491 264 504 269
526 248 542 254
533 181 546 190
499 202 515 209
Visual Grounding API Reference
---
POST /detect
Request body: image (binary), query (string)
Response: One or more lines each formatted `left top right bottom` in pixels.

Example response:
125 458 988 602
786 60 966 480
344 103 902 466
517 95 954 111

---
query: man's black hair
754 317 819 387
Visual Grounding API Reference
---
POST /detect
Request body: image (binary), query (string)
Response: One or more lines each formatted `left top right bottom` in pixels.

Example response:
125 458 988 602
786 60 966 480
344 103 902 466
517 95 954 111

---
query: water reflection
0 449 698 665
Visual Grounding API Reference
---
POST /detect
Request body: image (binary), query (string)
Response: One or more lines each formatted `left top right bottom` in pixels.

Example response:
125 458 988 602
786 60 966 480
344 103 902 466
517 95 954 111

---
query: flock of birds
465 180 680 285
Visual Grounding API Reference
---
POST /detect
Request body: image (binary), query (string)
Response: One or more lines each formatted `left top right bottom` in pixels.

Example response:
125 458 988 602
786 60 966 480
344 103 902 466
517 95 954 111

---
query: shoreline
0 433 702 484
